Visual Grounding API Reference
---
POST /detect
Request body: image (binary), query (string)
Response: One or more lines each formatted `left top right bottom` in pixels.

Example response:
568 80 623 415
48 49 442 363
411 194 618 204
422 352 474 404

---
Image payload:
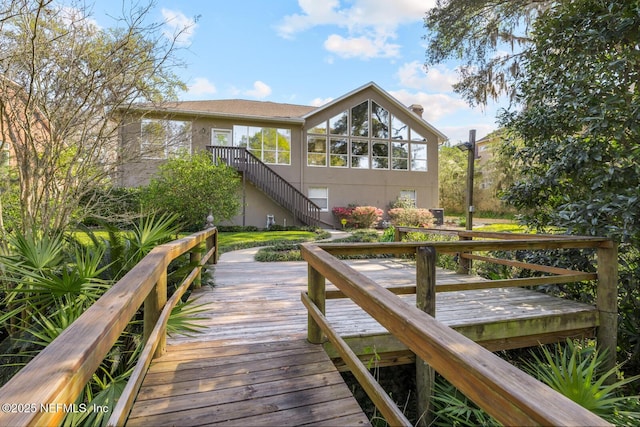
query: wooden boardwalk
127 247 598 425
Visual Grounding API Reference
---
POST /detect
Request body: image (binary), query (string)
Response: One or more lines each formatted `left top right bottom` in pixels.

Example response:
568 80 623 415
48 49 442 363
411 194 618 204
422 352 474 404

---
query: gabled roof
127 82 449 142
157 99 316 119
304 81 449 142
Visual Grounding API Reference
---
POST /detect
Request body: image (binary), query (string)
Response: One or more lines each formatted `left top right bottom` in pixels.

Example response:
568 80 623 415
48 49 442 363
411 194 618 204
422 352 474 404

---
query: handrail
301 232 617 426
208 145 322 227
0 227 218 427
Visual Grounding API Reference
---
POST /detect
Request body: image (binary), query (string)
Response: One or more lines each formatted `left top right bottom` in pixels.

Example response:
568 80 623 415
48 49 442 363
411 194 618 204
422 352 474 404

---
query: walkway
127 234 599 425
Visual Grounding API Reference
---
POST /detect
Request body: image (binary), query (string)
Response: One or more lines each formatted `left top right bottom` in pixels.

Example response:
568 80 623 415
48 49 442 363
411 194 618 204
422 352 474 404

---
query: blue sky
90 0 504 143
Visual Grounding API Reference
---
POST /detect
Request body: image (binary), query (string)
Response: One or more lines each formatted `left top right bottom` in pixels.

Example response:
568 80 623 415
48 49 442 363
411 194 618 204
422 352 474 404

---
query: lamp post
456 129 476 231
455 130 476 275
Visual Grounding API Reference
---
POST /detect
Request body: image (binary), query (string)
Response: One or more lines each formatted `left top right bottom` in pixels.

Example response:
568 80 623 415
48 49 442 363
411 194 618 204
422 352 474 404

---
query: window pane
411 143 427 171
141 120 166 159
351 101 369 137
307 136 327 166
330 138 348 167
371 102 389 138
233 126 249 148
309 121 327 134
329 111 348 135
351 140 369 169
411 129 427 141
248 127 262 152
392 141 408 170
211 129 232 146
372 142 389 169
391 115 408 140
309 187 328 211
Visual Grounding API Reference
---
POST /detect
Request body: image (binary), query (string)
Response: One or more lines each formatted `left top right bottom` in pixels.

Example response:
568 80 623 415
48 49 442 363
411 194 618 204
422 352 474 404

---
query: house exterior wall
117 83 445 229
300 85 440 227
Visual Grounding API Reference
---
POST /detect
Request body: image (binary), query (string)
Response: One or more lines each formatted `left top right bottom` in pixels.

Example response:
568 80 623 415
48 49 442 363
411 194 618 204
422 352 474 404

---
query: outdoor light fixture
456 141 473 151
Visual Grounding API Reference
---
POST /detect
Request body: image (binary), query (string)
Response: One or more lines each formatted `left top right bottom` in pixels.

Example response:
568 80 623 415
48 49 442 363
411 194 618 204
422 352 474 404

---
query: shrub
333 206 382 229
388 208 435 228
351 206 383 228
141 152 242 232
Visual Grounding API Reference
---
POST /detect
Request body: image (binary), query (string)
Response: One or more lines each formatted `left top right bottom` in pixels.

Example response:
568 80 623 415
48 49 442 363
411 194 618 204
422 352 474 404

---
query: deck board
128 251 598 426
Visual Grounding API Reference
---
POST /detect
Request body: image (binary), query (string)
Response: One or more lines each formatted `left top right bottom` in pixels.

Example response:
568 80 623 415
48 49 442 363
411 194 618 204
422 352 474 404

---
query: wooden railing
301 231 616 426
0 227 219 427
208 146 322 227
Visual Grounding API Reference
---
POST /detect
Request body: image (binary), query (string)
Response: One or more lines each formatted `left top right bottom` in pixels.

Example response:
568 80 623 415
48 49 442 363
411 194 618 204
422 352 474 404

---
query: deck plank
128 252 598 426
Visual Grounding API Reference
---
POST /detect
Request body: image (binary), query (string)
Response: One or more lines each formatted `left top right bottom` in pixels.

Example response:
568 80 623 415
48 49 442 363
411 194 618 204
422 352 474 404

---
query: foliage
0 0 187 235
351 206 383 229
438 145 467 212
332 206 382 229
217 230 328 253
387 208 434 228
423 0 550 106
523 340 640 424
430 374 500 427
498 0 640 372
255 243 303 262
142 152 242 231
79 187 143 228
0 214 207 426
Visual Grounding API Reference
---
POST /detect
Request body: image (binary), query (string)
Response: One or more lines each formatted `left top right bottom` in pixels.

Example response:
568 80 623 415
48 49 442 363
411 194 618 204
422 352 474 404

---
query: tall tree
0 0 187 235
499 0 640 370
423 0 551 106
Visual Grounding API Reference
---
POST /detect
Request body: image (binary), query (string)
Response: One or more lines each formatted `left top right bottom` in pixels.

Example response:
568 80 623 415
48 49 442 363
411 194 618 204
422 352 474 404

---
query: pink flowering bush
350 206 383 228
333 205 383 228
388 208 434 228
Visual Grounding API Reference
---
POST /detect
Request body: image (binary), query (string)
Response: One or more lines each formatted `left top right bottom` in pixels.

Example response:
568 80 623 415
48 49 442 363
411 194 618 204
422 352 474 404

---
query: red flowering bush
388 208 434 228
333 205 383 228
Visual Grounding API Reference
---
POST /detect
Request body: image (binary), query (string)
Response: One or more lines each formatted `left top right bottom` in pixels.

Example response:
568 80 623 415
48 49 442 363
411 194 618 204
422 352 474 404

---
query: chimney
409 104 424 118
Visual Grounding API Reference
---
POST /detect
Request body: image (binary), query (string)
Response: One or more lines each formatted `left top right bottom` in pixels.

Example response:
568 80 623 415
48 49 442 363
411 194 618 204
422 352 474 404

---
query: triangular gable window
307 99 428 171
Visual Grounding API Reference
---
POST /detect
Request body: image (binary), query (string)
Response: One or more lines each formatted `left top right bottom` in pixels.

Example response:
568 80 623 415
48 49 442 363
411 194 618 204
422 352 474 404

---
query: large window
141 119 192 159
307 99 428 171
232 126 291 165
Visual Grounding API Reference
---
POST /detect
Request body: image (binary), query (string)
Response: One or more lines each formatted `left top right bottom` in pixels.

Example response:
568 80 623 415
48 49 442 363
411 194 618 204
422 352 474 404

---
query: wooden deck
127 249 598 425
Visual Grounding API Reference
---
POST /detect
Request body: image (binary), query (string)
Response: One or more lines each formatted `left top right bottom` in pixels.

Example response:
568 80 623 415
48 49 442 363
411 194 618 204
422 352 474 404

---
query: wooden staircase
208 146 322 227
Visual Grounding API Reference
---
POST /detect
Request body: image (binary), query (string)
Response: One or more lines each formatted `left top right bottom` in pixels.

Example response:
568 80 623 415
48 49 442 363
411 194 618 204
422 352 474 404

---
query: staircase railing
208 146 321 227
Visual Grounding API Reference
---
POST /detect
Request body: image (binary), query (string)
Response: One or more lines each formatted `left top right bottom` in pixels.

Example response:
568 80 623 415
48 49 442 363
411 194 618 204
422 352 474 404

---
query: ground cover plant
0 214 208 425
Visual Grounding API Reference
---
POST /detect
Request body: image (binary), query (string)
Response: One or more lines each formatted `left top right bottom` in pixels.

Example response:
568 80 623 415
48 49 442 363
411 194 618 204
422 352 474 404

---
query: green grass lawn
218 230 329 253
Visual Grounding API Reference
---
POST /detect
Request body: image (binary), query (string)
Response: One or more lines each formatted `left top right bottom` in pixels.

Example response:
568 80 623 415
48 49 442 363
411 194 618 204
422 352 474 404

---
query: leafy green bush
142 152 242 231
78 187 143 228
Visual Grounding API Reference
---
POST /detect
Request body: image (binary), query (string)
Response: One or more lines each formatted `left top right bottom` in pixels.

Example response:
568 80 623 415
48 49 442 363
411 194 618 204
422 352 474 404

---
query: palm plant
523 339 640 424
0 213 208 427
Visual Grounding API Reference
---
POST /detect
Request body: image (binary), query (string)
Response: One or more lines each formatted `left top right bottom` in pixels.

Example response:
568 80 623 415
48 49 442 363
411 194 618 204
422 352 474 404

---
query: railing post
144 270 167 358
416 246 436 426
307 265 326 344
596 241 618 380
190 247 202 289
457 234 471 274
206 229 218 264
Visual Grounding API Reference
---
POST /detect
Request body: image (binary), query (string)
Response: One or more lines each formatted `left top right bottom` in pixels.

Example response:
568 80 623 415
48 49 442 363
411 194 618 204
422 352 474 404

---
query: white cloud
440 123 497 145
389 89 468 122
310 97 334 107
187 78 217 97
396 61 458 92
324 34 400 59
161 9 197 45
277 0 436 59
244 81 272 99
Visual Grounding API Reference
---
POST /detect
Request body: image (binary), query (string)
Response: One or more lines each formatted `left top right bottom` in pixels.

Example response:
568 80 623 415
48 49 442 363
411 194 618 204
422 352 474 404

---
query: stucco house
117 82 448 228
